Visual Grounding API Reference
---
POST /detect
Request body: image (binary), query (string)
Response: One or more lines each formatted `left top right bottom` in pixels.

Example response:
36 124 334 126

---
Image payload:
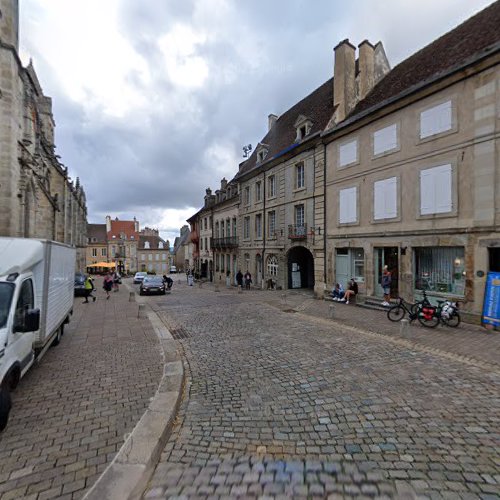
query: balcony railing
210 236 239 249
288 224 307 240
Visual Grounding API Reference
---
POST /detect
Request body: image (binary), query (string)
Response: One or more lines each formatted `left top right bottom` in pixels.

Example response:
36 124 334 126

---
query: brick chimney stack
268 114 278 131
358 40 375 100
333 39 356 122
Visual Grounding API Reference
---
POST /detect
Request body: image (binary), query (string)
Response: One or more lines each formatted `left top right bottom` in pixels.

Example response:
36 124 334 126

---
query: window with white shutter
373 124 398 156
420 164 452 215
339 139 358 167
420 101 452 139
339 187 357 224
374 177 397 220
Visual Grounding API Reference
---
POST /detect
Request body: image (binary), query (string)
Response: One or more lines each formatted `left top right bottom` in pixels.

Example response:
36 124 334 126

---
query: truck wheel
0 388 12 432
52 325 64 347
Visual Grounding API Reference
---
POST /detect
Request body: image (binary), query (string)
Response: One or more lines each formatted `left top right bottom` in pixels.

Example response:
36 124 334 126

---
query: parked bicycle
418 299 461 328
387 290 432 322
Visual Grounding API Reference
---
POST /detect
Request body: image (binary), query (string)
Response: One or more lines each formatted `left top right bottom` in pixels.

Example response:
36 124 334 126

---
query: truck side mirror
13 308 40 333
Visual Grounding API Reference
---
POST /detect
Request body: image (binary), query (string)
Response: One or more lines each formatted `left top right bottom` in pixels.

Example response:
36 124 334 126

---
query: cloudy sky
19 0 493 243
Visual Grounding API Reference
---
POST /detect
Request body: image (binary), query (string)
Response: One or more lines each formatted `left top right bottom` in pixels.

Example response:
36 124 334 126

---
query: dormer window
159 241 163 249
294 115 312 142
144 241 150 249
256 143 269 164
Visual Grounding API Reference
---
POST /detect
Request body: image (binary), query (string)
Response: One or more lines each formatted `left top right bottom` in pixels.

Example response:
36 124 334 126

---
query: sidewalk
0 279 164 500
202 280 500 370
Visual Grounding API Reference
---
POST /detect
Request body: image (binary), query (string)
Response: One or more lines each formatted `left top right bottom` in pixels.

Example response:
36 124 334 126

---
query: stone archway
287 246 314 289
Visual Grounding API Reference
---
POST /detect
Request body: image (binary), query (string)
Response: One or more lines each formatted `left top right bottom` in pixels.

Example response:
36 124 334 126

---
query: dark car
74 273 87 297
139 276 166 295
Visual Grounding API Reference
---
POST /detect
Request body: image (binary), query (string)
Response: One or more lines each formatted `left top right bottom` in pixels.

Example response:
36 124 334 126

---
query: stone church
0 0 87 270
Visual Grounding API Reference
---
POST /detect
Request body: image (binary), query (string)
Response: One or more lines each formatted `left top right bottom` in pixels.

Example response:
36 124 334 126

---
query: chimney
268 114 278 131
358 40 375 100
220 177 227 190
105 215 111 232
133 216 139 232
333 39 356 122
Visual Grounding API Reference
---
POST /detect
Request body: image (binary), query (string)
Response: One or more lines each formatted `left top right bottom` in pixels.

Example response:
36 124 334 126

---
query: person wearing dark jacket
236 270 243 288
341 278 358 305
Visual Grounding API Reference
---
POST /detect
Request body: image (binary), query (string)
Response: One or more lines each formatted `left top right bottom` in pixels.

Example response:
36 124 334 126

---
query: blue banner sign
482 272 500 327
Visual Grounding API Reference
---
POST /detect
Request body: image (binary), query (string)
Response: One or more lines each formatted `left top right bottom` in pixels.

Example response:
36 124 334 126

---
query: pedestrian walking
113 271 120 292
83 276 96 303
244 270 252 290
236 270 243 289
381 265 392 306
103 272 113 299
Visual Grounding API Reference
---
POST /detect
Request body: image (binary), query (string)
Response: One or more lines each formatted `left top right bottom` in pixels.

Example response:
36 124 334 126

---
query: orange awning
88 261 115 268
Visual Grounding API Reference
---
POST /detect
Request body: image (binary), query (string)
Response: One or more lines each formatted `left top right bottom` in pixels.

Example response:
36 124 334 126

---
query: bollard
129 291 135 302
329 304 335 318
137 303 147 319
280 293 287 305
177 279 182 285
400 318 409 337
214 283 220 292
238 285 242 294
198 281 202 288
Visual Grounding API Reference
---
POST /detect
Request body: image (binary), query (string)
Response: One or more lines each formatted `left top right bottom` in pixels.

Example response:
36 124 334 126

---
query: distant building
106 216 139 274
172 225 191 273
86 224 107 268
137 227 170 274
0 0 87 270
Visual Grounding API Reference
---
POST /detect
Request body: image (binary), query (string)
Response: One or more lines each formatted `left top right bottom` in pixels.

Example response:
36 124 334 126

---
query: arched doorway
287 246 314 289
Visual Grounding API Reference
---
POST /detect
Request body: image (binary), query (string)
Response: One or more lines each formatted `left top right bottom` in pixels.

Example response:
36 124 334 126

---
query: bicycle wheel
417 309 440 328
387 306 405 322
443 312 461 328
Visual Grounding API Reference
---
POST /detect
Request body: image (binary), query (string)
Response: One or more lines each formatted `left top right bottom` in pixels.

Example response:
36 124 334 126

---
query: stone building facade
137 227 170 274
173 225 192 273
323 4 500 321
210 178 239 286
86 223 107 267
0 0 87 270
106 216 139 275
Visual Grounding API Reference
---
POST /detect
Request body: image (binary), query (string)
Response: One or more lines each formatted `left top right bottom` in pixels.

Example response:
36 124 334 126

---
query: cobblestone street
144 281 500 499
0 281 164 500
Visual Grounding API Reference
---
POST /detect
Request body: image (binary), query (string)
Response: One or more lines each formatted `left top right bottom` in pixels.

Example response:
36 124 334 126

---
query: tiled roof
236 77 334 178
87 224 107 243
108 220 139 241
138 235 167 250
347 1 500 121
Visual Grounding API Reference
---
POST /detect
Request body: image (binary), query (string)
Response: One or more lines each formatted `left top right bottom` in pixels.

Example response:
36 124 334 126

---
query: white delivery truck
0 238 75 431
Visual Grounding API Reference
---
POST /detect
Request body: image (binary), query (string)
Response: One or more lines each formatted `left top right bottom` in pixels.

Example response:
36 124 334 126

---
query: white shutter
434 164 452 213
374 177 397 219
420 169 435 215
339 140 357 166
385 177 398 218
374 180 385 220
339 187 357 223
420 101 452 138
373 124 397 155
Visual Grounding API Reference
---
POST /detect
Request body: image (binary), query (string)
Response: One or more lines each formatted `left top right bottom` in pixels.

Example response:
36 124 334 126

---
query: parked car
169 266 177 273
140 276 166 295
133 272 148 284
74 272 87 296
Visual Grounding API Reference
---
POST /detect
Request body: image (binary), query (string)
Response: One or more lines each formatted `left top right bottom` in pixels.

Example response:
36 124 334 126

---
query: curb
83 298 184 500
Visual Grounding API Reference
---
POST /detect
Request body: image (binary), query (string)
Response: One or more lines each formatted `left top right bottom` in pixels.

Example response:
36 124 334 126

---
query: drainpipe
323 143 327 286
260 172 267 286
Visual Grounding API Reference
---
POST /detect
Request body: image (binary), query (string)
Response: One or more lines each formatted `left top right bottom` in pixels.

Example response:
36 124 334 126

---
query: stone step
356 302 390 312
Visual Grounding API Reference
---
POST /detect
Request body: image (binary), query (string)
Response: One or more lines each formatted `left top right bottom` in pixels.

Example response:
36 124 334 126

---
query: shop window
414 247 465 295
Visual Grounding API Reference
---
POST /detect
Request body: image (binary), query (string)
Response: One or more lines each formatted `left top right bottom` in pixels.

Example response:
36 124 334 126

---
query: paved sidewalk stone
0 279 163 499
143 281 499 499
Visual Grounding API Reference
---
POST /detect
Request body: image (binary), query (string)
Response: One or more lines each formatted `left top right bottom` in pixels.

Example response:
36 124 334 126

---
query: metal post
329 304 335 318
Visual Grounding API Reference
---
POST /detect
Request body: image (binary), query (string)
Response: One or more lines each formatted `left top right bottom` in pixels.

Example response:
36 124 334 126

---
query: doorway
489 248 500 272
287 246 314 289
374 247 398 298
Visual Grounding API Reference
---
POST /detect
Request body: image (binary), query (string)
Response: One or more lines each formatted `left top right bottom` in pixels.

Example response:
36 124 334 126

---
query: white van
169 266 177 274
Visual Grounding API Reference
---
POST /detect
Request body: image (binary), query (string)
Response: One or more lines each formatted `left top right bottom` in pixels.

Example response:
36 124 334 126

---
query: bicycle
387 291 432 322
417 299 461 328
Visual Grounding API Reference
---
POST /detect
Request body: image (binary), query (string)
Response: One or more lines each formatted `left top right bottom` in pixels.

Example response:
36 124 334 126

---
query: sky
19 0 494 244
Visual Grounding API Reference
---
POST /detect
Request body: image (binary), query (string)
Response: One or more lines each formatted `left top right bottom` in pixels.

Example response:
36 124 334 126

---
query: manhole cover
170 327 191 340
